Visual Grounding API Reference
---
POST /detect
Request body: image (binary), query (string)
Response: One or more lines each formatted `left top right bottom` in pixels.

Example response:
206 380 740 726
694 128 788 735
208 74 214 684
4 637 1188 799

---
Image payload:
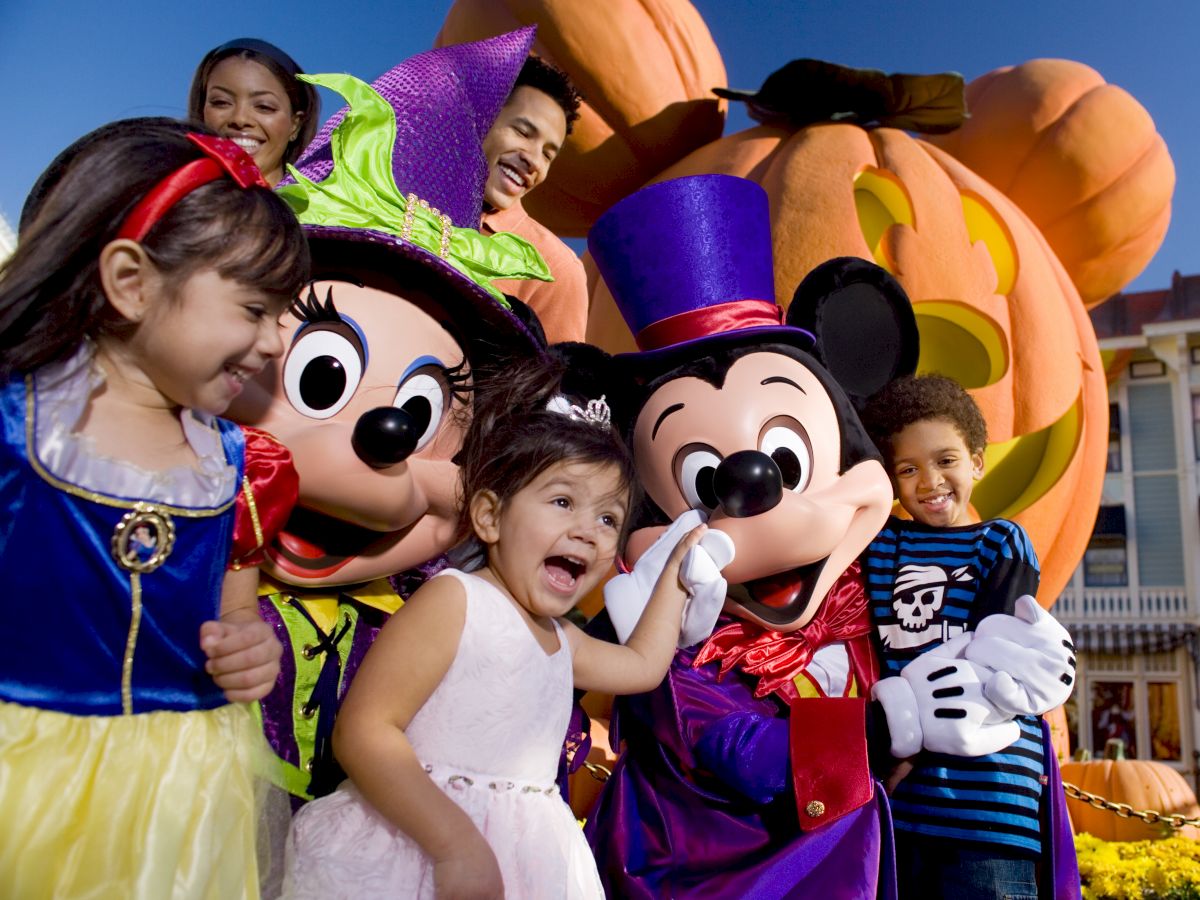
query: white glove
605 510 735 647
873 634 1020 758
965 595 1077 717
677 527 736 647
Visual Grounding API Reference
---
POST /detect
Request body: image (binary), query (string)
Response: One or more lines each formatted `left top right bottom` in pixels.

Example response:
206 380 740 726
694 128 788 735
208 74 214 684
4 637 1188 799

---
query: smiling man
480 56 587 344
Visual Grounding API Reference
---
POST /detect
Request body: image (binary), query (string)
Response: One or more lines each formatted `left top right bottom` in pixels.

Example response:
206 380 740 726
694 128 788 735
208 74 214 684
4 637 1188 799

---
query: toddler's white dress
281 568 603 899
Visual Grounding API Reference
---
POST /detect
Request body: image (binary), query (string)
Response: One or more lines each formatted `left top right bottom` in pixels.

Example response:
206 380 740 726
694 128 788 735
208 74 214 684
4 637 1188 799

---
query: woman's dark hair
454 349 637 546
0 117 310 379
513 55 581 136
187 38 319 167
861 373 988 461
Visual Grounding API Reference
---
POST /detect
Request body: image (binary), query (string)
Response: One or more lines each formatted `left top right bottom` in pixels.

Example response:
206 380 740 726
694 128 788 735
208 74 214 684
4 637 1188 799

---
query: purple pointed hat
277 28 548 350
588 175 815 375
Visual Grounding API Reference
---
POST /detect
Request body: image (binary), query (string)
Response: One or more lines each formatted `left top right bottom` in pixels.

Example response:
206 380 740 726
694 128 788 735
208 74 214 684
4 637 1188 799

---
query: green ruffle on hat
278 71 550 305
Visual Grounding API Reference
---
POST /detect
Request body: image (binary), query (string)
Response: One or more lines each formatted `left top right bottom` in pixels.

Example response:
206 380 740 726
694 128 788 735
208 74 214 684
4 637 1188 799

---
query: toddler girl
282 354 704 898
0 117 309 898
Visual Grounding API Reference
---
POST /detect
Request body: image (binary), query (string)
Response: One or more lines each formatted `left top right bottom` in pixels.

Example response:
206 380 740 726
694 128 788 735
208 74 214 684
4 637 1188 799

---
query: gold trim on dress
122 572 143 715
241 476 263 549
24 376 234 517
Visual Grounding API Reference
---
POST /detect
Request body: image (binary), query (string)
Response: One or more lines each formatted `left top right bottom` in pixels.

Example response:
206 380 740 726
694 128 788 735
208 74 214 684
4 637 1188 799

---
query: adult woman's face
202 56 301 186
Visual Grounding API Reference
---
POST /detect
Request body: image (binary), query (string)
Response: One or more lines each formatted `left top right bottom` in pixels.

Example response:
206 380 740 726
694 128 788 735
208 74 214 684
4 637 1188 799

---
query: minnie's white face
474 459 628 621
227 280 471 587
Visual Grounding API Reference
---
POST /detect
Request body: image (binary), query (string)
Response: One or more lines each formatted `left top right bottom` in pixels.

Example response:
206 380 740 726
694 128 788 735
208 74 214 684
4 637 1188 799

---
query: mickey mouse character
582 175 1077 898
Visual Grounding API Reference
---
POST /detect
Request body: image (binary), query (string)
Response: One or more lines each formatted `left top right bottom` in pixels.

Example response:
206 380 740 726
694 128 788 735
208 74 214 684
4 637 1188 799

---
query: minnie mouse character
227 29 550 804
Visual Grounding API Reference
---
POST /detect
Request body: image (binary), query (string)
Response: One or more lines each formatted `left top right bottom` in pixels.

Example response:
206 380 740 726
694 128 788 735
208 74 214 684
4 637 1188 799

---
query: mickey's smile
726 557 829 627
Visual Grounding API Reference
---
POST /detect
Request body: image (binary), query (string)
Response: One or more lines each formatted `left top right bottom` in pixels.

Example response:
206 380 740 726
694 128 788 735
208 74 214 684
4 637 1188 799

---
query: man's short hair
514 56 582 135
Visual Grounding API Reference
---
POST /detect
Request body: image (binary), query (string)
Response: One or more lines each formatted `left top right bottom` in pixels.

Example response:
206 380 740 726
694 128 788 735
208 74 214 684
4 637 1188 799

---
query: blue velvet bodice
0 375 243 715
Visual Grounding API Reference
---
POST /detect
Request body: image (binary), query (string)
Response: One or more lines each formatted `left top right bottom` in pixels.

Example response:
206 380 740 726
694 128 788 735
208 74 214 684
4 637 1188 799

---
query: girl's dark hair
454 349 637 545
861 373 989 461
1 117 310 379
187 38 319 167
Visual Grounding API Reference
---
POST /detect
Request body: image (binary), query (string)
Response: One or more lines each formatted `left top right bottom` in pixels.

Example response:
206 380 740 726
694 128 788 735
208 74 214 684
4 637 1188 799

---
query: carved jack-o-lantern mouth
726 557 829 627
975 397 1082 523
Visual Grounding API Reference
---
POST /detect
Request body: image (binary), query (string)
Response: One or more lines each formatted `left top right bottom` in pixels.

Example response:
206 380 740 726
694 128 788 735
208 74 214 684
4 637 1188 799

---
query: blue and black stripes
866 515 1045 857
889 717 1046 856
867 517 1039 674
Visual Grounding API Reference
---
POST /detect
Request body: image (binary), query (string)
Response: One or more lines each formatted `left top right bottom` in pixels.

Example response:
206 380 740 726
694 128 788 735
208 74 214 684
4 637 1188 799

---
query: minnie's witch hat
277 28 549 350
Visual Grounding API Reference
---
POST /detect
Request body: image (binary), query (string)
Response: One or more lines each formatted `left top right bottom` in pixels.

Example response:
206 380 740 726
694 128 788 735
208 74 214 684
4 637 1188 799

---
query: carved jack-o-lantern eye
960 190 1017 295
853 167 913 273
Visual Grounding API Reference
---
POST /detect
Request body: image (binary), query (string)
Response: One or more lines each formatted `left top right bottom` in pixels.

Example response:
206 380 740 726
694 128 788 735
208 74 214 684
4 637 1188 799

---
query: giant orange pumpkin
1061 755 1200 842
930 60 1174 308
585 61 1173 604
435 0 726 235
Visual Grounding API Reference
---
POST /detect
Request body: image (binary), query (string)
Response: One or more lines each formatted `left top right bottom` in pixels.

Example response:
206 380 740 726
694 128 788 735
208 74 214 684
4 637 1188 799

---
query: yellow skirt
0 700 265 900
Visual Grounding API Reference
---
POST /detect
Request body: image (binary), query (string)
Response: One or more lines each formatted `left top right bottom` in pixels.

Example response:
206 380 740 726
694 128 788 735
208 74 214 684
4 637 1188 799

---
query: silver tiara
546 394 612 430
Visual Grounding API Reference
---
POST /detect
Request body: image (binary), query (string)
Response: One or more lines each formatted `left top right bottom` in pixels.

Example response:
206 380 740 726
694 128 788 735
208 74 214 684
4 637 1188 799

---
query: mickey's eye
283 324 365 419
760 425 812 492
391 367 448 453
675 445 723 512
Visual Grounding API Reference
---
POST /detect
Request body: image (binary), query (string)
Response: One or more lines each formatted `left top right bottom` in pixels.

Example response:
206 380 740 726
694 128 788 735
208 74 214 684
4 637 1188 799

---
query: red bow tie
693 561 870 699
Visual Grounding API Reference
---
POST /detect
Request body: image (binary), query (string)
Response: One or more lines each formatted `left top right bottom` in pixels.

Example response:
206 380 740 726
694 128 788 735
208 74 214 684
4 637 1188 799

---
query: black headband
211 38 303 79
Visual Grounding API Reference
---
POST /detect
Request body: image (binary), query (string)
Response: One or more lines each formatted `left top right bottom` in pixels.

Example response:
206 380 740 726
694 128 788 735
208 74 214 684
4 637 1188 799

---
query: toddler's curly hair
861 373 987 461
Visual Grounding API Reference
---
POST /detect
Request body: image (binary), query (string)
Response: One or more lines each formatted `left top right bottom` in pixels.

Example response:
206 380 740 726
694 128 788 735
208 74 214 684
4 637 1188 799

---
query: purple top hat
588 175 814 374
277 28 547 351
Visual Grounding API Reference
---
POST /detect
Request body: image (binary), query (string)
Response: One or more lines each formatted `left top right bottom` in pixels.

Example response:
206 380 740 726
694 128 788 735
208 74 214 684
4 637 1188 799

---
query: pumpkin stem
712 59 967 134
1104 738 1127 760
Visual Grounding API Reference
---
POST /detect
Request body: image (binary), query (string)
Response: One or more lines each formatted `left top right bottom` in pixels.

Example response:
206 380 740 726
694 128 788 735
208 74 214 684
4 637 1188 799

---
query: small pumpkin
585 58 1173 603
929 59 1174 308
435 0 726 235
1061 742 1200 841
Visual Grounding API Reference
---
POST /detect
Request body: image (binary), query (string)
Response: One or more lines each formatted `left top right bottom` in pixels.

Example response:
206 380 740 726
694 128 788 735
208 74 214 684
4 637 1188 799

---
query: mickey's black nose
713 450 783 518
352 406 420 468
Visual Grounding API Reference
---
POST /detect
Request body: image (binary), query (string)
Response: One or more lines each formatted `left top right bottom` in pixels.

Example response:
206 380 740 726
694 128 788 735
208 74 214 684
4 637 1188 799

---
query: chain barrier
1063 781 1200 829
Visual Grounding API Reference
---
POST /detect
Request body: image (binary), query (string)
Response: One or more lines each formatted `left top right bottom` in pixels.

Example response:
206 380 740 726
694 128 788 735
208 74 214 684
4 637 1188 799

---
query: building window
1108 402 1122 472
1072 651 1189 765
1191 346 1200 365
1091 681 1137 757
1130 359 1166 378
1084 507 1128 586
1193 395 1200 461
1149 681 1182 761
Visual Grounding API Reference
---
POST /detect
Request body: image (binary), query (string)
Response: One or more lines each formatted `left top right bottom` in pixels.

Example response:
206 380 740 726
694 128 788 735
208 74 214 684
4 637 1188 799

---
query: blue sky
1 0 1194 293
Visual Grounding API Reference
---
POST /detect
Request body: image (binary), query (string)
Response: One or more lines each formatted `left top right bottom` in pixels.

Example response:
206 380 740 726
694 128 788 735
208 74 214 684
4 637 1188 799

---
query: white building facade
1055 272 1200 791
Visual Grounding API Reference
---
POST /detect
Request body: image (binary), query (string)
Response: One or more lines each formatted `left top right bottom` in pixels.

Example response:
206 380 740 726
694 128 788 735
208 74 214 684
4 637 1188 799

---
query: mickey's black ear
785 257 919 403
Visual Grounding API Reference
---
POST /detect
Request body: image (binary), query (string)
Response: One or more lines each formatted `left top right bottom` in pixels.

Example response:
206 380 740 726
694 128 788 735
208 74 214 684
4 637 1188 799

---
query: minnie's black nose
352 406 420 468
713 450 783 518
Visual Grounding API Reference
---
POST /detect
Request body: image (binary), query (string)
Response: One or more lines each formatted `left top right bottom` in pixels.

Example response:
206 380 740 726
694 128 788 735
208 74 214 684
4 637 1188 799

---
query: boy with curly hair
861 373 1078 900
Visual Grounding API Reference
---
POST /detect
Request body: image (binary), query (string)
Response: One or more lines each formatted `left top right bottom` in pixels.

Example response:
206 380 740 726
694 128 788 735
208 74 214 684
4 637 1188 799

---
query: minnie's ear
504 295 549 349
551 341 637 433
786 257 919 403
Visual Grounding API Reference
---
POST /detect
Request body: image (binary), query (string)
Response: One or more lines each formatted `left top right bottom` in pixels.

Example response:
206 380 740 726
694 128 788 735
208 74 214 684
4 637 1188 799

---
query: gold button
300 705 316 720
305 759 314 773
302 644 317 660
805 800 826 818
